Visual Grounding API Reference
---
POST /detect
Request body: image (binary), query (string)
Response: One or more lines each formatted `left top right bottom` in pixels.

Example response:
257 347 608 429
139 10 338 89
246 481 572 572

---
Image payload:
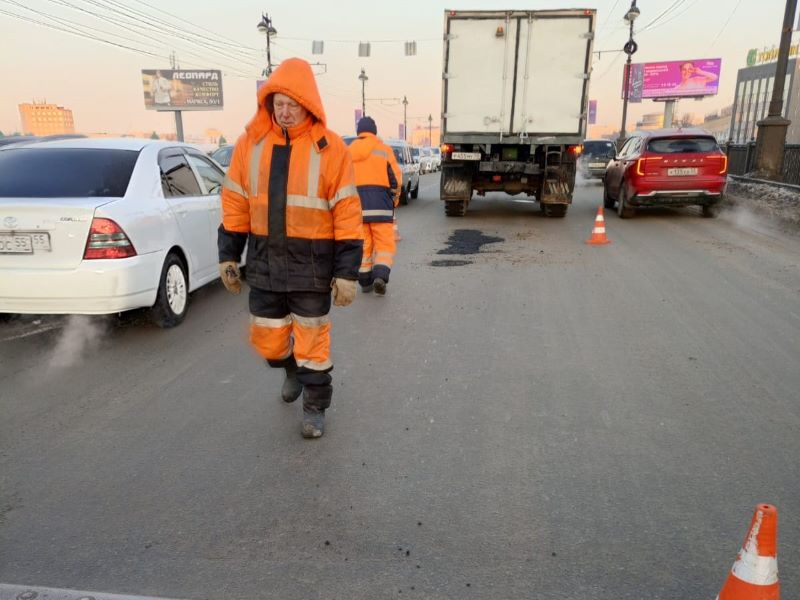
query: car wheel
603 181 615 209
702 203 720 218
617 185 635 219
150 252 188 328
410 180 419 199
399 185 408 206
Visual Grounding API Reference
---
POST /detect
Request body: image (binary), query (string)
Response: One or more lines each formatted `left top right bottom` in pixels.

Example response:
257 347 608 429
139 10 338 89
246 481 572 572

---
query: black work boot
361 283 374 293
301 385 332 439
301 407 325 438
373 278 387 296
279 358 302 403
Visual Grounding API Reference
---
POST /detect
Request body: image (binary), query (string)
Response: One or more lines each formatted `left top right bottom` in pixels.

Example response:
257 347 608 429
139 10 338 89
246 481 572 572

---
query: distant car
430 147 442 171
210 144 234 169
343 136 420 205
578 139 615 179
0 138 227 326
603 128 728 218
418 147 435 174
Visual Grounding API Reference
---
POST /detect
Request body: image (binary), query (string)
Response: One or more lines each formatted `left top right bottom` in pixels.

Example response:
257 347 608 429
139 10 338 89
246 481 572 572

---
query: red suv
603 128 728 218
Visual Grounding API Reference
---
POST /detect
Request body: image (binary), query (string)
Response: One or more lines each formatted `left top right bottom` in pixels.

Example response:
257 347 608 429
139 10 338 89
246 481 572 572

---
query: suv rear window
0 148 140 198
647 137 718 154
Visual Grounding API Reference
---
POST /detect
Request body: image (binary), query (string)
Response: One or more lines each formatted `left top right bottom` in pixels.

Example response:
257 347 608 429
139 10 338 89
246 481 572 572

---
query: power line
709 0 743 48
0 3 253 78
42 0 258 75
636 0 685 33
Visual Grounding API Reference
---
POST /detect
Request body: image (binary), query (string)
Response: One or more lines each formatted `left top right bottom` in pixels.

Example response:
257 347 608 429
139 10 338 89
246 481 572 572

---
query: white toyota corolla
0 138 227 327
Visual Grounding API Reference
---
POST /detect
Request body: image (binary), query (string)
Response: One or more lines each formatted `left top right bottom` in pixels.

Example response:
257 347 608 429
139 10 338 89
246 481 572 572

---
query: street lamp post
358 68 368 116
428 114 433 146
403 95 408 142
617 1 640 151
257 13 277 77
753 0 798 180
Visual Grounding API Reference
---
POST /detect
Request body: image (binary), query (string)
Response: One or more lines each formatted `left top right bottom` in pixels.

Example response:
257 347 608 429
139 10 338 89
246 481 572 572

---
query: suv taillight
84 218 137 260
636 156 663 176
716 153 728 175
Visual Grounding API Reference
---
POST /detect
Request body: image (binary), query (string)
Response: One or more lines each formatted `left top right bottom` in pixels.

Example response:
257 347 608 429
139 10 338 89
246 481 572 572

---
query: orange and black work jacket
348 132 402 224
217 58 363 292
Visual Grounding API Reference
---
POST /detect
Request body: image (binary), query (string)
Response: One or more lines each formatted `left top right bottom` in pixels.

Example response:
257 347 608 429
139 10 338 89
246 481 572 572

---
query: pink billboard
623 58 722 99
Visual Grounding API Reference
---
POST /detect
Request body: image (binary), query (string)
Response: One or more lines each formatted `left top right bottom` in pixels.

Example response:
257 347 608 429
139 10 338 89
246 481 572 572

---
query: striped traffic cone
393 214 402 242
585 205 611 245
717 504 779 600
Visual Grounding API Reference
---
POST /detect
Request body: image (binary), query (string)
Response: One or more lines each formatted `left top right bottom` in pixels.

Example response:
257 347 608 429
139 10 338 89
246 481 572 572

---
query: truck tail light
492 175 502 182
441 143 454 154
84 218 137 260
568 145 583 156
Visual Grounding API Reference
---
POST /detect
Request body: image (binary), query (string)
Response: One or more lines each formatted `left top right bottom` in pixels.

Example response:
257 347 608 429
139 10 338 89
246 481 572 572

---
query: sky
1 0 797 140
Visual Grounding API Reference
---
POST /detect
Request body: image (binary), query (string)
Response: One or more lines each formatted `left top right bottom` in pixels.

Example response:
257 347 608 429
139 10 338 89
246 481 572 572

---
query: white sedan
0 138 226 327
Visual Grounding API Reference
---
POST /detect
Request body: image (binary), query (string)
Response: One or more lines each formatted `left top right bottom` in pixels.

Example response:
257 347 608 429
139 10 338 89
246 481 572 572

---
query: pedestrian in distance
347 116 402 296
217 58 363 439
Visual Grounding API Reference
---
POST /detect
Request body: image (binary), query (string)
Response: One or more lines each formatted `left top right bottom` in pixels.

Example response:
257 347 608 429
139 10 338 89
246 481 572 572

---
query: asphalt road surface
2 174 799 599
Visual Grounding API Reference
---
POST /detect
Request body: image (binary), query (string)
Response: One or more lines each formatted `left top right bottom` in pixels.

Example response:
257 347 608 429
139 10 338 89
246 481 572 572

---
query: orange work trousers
358 222 395 288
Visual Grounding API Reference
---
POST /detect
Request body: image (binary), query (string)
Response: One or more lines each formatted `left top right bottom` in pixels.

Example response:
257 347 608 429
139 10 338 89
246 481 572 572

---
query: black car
579 139 616 179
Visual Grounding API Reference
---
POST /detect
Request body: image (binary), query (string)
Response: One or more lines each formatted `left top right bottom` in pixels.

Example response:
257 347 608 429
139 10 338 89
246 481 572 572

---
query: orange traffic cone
585 205 611 245
717 504 779 600
393 215 402 242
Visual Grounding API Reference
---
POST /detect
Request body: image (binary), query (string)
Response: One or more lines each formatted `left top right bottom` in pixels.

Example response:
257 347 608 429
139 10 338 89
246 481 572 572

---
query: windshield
647 137 719 154
583 141 615 157
0 148 140 198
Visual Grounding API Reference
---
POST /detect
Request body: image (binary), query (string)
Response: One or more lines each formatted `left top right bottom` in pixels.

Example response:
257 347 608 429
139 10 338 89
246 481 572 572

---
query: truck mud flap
440 166 472 201
541 177 572 205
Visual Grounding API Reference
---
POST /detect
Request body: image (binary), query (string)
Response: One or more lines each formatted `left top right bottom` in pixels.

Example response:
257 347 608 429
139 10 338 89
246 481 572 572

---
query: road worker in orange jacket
217 58 363 439
347 117 402 296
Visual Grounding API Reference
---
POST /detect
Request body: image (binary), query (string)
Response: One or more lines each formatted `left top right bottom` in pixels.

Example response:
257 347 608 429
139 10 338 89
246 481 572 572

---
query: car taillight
84 217 137 260
717 154 728 175
636 156 662 176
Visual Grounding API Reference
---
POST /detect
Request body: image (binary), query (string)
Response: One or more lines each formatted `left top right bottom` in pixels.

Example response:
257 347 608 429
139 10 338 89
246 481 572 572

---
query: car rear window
583 141 615 156
0 148 140 198
647 137 718 154
389 146 406 164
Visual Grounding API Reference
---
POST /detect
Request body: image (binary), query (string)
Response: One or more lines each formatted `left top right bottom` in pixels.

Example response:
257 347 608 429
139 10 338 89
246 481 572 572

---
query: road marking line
0 324 61 343
0 583 191 600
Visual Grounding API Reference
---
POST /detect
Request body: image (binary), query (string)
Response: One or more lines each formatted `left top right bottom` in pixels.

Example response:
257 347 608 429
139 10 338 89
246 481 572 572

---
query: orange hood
246 58 327 142
349 132 379 162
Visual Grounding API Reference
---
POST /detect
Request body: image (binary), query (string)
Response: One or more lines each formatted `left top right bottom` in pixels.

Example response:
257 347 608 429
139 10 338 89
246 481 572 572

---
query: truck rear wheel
444 200 467 217
543 204 568 218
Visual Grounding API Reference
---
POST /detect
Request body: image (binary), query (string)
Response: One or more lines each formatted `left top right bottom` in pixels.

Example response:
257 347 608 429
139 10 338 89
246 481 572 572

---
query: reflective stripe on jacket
218 58 363 292
348 132 402 224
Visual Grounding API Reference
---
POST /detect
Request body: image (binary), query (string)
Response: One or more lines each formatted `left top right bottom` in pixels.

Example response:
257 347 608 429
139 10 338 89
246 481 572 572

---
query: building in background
729 34 800 144
409 125 440 147
635 113 665 130
19 102 75 136
702 105 733 142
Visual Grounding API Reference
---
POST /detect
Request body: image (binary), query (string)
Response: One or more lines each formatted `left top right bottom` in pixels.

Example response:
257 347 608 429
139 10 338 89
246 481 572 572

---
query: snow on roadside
722 178 800 233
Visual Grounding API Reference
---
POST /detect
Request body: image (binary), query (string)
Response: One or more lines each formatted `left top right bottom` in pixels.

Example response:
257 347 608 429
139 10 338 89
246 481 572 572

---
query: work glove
219 261 242 295
331 278 356 307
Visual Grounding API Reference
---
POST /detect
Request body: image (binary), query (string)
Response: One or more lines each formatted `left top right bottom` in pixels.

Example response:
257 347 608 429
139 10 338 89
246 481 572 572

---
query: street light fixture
257 13 277 77
617 0 639 150
358 68 368 116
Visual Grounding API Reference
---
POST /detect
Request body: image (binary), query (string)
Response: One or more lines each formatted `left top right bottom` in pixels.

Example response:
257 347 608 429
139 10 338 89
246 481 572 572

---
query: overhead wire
42 0 258 76
710 0 742 48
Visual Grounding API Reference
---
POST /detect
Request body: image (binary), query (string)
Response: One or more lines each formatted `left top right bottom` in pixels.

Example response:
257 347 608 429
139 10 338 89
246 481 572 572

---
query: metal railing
723 142 800 186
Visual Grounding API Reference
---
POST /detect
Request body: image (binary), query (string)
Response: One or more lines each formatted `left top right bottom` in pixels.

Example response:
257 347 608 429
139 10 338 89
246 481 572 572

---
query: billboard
623 58 722 99
142 69 223 111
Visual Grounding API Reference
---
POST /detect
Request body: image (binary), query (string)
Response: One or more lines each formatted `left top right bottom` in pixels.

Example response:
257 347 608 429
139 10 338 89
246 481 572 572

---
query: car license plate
451 152 481 160
668 167 698 176
590 162 605 168
0 232 51 254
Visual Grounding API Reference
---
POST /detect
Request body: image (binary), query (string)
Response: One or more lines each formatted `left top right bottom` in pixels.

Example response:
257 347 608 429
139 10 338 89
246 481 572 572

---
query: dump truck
439 9 596 217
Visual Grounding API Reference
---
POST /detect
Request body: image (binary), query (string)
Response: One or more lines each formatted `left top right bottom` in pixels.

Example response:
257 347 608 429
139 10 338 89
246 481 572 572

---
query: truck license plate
667 167 698 176
0 232 51 254
451 152 481 160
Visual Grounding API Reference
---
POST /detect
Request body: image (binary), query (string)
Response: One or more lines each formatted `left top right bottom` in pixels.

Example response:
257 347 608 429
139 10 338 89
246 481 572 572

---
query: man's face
272 93 309 128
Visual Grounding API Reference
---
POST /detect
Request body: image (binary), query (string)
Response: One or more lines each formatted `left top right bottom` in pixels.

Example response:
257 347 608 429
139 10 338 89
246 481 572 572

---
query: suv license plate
0 232 51 254
451 152 481 160
668 167 698 176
